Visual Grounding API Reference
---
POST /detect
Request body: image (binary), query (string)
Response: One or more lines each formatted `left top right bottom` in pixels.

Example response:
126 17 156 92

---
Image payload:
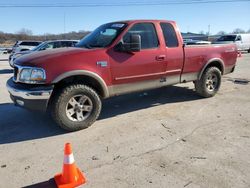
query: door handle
156 55 166 61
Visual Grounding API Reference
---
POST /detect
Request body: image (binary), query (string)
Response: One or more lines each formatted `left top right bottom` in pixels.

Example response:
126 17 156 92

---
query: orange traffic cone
54 143 86 188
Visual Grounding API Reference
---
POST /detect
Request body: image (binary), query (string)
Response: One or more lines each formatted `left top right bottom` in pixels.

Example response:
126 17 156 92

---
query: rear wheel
248 48 250 53
51 84 102 131
195 67 221 98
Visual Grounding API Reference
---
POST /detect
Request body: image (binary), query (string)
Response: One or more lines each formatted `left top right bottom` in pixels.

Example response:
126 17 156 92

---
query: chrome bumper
6 78 53 111
6 81 52 100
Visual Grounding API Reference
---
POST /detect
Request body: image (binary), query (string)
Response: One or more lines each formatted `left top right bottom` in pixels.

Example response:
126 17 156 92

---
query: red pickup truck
6 20 237 131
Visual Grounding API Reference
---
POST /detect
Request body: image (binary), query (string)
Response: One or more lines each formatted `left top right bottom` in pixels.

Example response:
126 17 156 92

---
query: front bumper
6 78 54 112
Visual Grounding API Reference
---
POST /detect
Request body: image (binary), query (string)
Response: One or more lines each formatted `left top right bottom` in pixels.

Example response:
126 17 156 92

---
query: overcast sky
0 0 249 35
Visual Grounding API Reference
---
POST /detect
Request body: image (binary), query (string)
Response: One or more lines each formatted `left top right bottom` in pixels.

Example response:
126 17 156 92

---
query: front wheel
51 84 102 131
195 67 221 98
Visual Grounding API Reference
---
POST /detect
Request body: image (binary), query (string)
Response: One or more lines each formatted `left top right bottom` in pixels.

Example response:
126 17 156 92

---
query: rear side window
61 41 75 47
20 42 40 46
72 41 78 46
53 41 61 48
217 35 236 42
61 41 70 47
160 23 179 48
123 23 159 49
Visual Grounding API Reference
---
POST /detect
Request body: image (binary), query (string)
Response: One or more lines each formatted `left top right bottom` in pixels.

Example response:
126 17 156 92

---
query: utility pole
208 24 211 36
64 12 66 39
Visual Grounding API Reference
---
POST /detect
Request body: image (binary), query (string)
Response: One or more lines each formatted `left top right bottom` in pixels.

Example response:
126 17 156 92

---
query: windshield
217 35 236 42
76 22 127 49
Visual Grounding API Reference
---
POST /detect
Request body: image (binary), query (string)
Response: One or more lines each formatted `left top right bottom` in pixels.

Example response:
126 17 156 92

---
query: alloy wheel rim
206 73 218 91
66 94 93 122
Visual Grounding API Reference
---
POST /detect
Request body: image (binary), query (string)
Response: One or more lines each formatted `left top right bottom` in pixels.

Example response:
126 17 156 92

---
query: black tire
195 67 221 98
51 84 102 131
248 49 250 53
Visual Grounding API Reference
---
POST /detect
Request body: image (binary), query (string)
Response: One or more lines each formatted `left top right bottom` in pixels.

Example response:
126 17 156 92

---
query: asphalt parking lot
0 53 250 188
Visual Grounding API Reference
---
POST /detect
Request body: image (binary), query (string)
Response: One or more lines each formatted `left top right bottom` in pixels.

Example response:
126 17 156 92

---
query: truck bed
181 43 237 82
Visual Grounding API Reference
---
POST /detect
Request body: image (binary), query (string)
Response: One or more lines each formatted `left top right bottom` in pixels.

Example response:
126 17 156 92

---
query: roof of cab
113 19 176 24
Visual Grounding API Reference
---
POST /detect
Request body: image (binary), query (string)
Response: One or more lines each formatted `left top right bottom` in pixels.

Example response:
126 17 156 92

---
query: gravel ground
0 53 249 188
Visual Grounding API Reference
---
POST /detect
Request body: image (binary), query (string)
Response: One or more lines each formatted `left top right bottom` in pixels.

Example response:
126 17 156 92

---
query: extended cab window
123 23 159 49
160 23 179 48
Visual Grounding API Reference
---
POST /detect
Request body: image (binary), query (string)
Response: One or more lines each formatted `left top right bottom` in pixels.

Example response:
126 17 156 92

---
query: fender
198 58 225 80
52 70 109 98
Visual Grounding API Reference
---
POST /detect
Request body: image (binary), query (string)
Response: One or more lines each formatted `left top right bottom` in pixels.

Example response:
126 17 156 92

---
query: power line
0 0 250 8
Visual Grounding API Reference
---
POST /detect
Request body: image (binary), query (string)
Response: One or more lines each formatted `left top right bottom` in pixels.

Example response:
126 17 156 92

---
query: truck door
109 23 167 86
159 22 184 81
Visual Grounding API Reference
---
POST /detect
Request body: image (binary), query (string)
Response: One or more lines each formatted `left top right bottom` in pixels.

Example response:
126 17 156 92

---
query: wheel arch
52 70 109 98
198 58 225 80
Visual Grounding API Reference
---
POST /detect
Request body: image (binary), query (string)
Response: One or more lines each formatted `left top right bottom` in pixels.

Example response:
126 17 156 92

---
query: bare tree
15 28 33 40
0 31 6 43
217 31 227 35
232 28 245 34
16 28 33 36
199 31 205 35
0 30 90 47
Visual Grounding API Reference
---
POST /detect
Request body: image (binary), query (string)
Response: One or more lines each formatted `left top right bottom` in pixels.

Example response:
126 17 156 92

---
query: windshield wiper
76 44 104 49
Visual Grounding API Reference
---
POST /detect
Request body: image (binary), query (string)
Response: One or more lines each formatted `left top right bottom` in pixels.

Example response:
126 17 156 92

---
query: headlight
19 67 46 84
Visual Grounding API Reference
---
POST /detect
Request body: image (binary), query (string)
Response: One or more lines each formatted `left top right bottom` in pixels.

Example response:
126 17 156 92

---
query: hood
16 50 32 56
15 47 92 67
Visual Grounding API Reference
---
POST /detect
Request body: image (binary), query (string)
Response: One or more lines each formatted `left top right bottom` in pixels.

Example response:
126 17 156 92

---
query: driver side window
123 23 159 49
45 43 54 49
40 42 53 50
236 35 242 41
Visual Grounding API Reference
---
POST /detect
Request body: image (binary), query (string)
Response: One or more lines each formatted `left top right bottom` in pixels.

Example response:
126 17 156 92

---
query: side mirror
115 34 141 52
129 34 141 52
